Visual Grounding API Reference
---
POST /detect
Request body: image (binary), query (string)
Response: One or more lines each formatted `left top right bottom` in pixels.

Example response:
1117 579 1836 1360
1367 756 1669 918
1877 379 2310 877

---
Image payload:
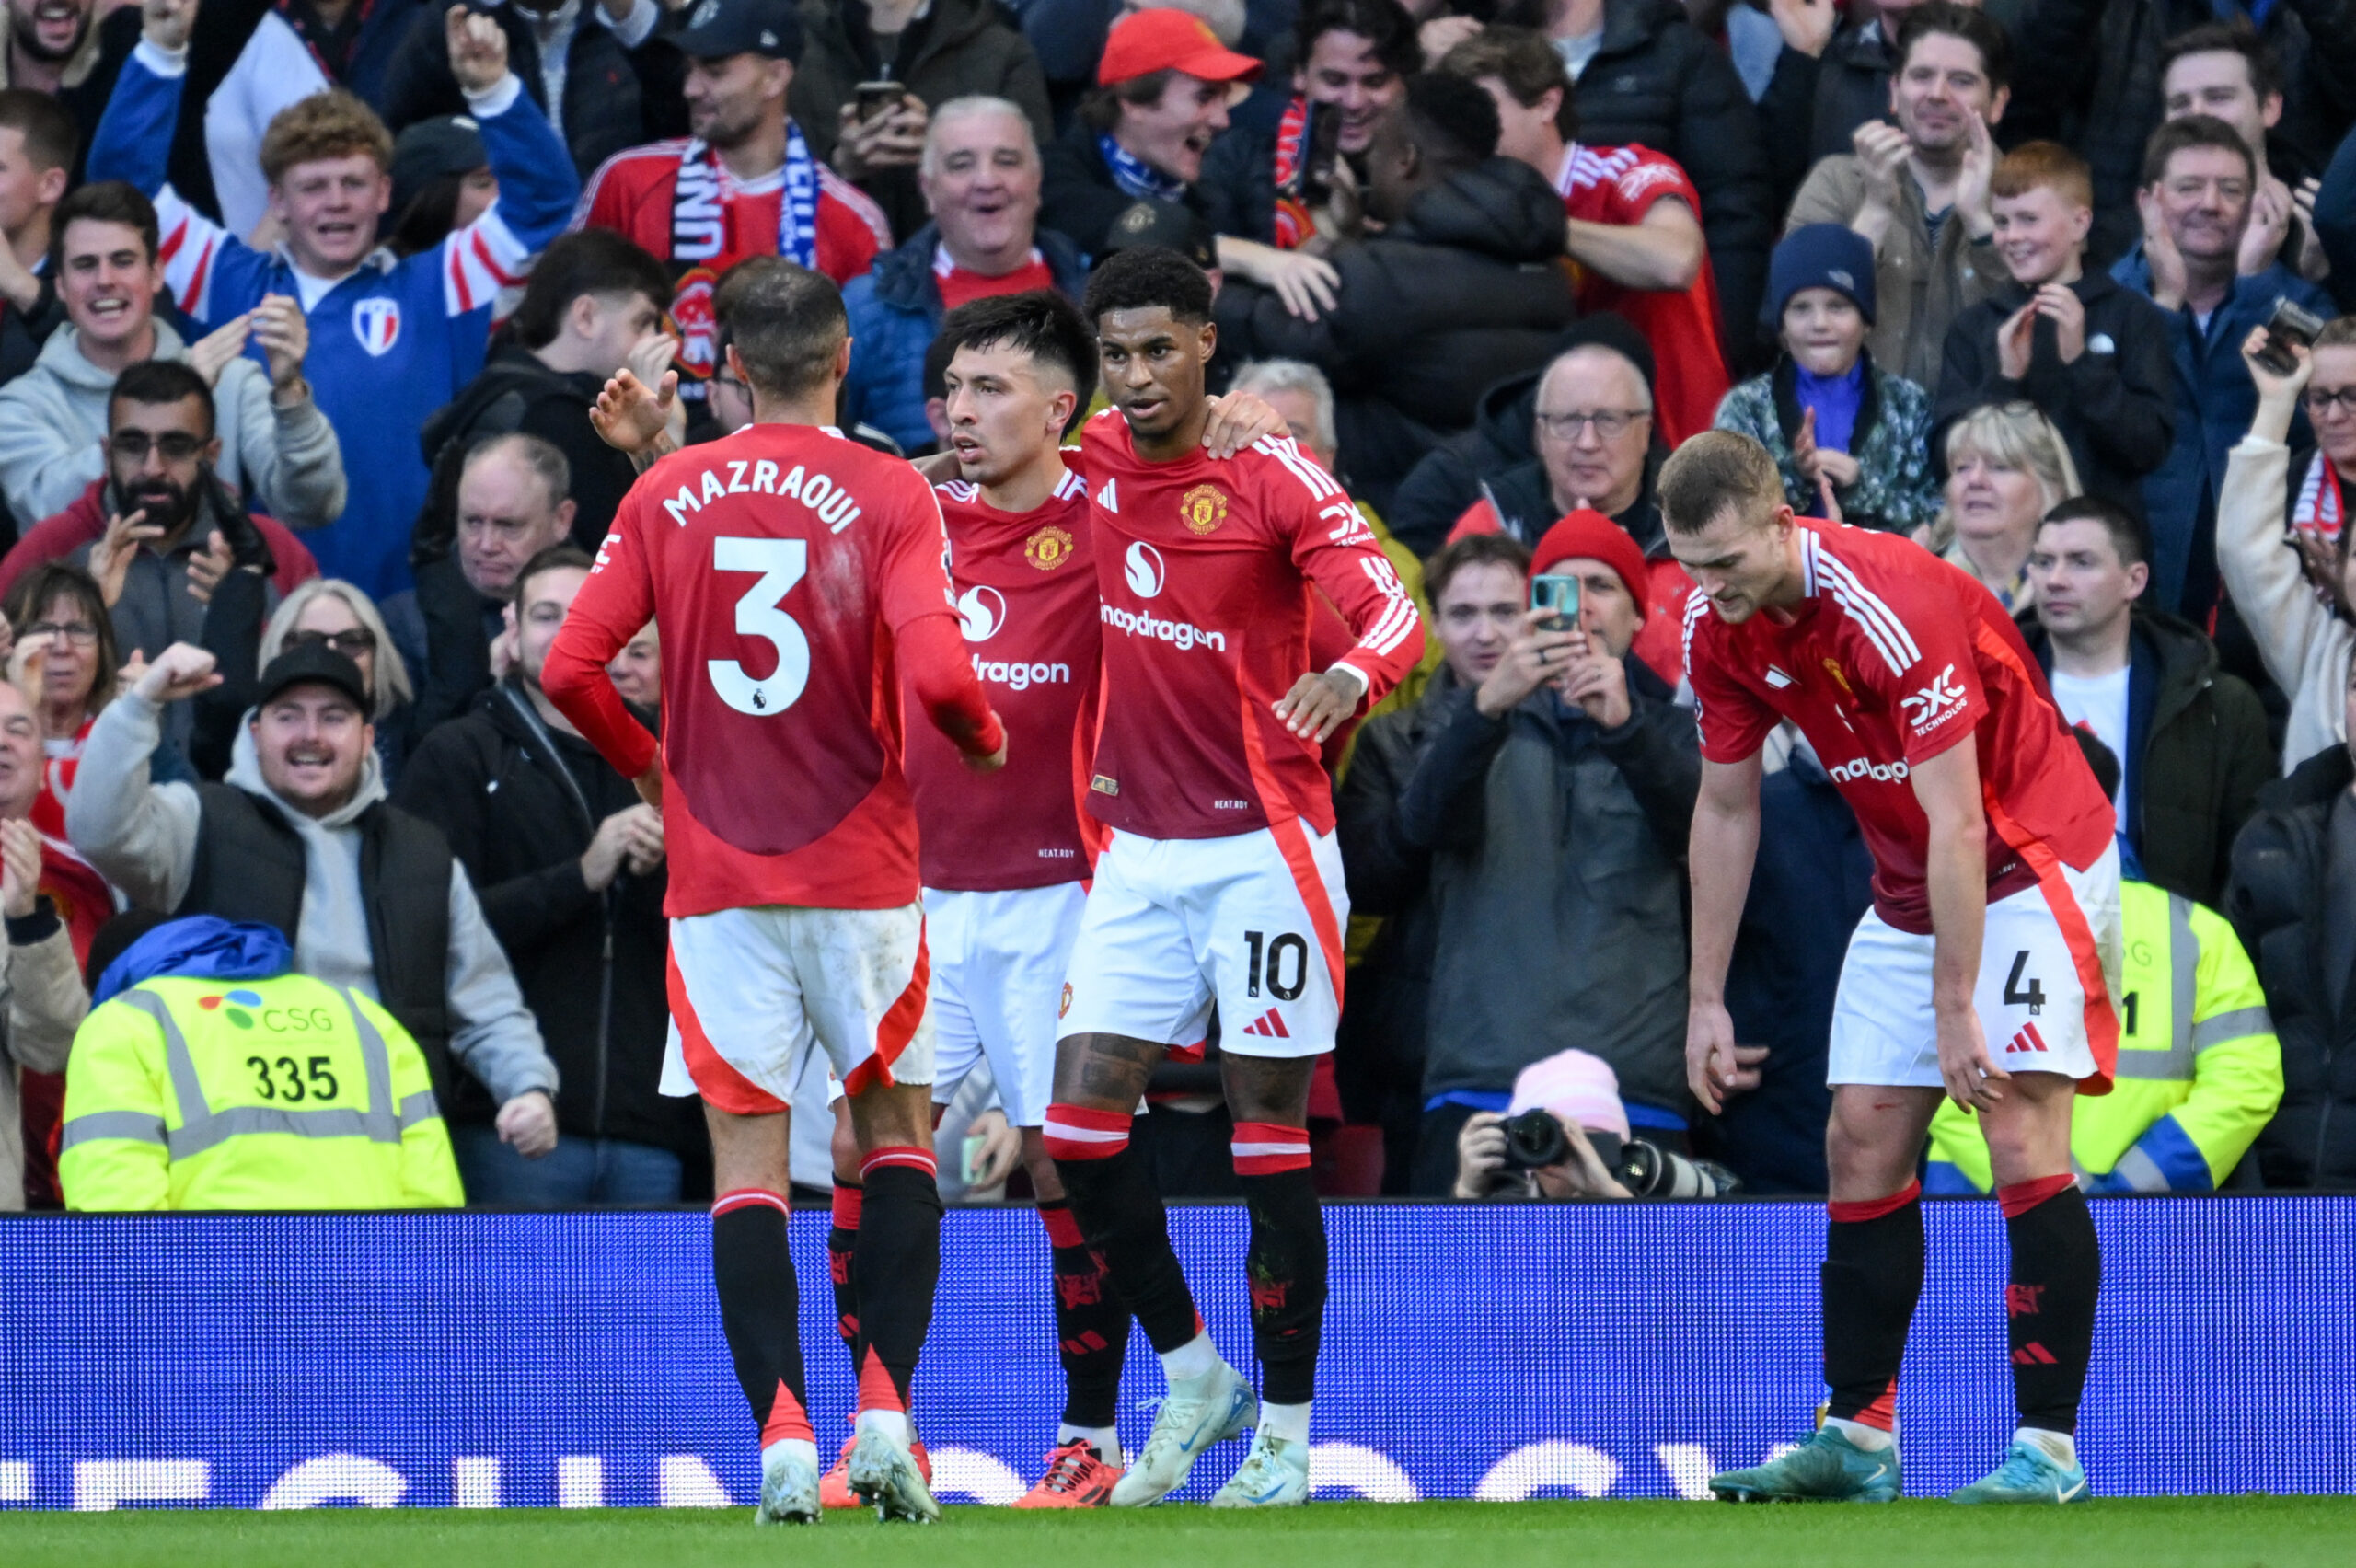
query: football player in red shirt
571 0 890 411
1667 432 2119 1506
542 263 1004 1527
1041 248 1424 1509
814 289 1134 1511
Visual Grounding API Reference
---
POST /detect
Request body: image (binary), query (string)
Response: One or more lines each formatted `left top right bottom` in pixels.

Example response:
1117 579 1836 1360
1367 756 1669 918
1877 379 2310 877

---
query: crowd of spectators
2 0 2352 1212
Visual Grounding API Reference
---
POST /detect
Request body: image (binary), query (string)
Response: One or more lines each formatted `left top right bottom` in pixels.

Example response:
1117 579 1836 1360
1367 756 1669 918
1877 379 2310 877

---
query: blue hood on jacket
94 917 294 1007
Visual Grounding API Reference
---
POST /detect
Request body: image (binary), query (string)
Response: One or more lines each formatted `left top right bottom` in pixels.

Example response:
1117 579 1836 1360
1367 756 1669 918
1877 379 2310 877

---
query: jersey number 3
709 536 809 716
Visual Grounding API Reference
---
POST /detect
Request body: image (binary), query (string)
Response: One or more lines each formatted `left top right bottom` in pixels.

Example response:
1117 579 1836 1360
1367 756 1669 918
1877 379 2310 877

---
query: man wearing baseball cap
64 639 560 1192
573 0 892 405
1041 8 1338 317
1388 507 1700 1193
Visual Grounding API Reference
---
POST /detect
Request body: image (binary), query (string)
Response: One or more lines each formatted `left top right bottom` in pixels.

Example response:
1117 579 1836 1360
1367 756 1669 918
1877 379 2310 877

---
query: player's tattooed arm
591 367 684 472
1201 391 1288 459
1272 667 1366 743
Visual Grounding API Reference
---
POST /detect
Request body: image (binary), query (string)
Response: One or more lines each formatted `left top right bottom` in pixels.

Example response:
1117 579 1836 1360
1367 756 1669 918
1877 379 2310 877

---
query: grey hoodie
0 319 347 529
63 691 556 1106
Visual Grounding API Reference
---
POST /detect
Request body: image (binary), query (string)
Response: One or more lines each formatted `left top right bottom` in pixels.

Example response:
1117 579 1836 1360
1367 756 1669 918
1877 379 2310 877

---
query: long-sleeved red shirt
1077 414 1425 839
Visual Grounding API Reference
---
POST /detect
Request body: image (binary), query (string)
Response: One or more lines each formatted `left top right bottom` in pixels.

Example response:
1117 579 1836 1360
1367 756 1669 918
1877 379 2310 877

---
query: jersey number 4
709 536 809 716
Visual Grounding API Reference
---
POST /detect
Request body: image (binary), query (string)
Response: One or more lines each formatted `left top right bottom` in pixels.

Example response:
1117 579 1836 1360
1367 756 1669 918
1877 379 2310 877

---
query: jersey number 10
710 536 810 716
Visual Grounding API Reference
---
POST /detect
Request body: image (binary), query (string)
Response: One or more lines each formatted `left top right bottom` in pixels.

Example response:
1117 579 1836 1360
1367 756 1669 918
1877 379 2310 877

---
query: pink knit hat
1506 1048 1630 1141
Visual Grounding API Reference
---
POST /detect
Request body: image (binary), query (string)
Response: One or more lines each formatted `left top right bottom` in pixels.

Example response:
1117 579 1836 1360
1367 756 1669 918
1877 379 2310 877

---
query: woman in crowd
0 564 175 837
1932 402 2084 612
1711 225 1939 535
2219 323 2356 769
191 578 418 784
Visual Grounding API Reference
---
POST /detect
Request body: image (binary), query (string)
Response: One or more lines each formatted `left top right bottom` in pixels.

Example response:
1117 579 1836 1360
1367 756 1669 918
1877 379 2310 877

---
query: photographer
1394 509 1699 1194
1452 1048 1738 1201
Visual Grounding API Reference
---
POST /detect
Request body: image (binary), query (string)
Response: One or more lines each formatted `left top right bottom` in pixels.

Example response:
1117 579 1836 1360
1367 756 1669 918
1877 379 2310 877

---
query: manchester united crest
1821 657 1854 698
1179 483 1229 536
1024 523 1076 571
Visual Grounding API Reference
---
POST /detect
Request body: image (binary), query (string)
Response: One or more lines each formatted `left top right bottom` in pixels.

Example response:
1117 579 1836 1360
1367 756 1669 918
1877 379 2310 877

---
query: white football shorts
924 881 1089 1128
1829 842 2124 1090
1056 821 1347 1060
662 902 935 1113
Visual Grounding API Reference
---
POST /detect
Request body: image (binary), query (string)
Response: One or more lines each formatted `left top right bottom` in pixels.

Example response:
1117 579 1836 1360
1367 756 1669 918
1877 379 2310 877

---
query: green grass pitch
2 1498 2348 1568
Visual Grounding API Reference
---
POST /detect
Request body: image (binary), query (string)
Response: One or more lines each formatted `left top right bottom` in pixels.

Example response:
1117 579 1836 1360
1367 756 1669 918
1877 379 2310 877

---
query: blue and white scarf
1098 132 1186 202
672 118 820 267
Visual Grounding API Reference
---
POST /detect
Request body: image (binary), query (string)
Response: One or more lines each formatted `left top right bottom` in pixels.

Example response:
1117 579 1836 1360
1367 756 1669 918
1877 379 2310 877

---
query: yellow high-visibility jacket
1928 882 2282 1193
59 974 463 1210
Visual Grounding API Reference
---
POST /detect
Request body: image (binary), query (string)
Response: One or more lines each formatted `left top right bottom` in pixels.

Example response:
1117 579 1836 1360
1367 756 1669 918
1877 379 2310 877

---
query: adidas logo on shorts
1240 1009 1290 1039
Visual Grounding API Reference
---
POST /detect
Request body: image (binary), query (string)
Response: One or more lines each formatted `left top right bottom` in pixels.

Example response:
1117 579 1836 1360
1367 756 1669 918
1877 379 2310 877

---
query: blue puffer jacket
840 223 1088 455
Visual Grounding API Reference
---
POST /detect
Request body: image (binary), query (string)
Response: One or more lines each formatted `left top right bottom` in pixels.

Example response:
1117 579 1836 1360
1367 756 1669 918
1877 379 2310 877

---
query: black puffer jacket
2009 0 2356 265
1754 22 1894 213
378 0 687 180
1213 156 1576 516
394 677 697 1156
1387 368 1544 558
2224 744 2356 1189
791 0 1056 243
1540 0 1773 358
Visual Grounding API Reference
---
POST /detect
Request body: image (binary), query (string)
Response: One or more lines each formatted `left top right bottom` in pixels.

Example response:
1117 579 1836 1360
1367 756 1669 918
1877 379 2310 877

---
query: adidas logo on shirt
1241 1009 1290 1039
1095 478 1118 513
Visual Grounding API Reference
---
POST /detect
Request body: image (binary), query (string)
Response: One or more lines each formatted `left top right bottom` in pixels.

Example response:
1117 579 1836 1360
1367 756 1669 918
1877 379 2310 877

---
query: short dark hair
51 181 158 273
2142 112 2255 188
722 262 850 400
1425 531 1531 605
514 542 595 604
2038 495 2149 570
2160 17 2281 103
1296 0 1421 80
110 359 216 440
0 87 77 174
509 229 673 351
1438 26 1576 142
1895 1 2012 93
936 289 1099 431
1083 246 1215 328
1398 71 1500 167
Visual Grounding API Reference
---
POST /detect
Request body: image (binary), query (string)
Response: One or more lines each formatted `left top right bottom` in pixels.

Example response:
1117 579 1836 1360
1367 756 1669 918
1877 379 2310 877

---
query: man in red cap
1039 8 1337 317
1354 508 1702 1193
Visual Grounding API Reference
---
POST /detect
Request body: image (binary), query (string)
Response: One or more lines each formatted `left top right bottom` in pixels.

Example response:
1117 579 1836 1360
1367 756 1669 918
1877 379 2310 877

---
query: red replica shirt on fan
572 138 889 384
933 245 1056 312
543 423 999 916
1687 523 2114 934
1559 144 1728 445
1078 412 1425 839
905 467 1100 891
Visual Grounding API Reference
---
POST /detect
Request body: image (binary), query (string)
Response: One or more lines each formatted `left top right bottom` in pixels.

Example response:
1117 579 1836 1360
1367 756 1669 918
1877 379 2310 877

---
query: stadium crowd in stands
19 0 2356 1215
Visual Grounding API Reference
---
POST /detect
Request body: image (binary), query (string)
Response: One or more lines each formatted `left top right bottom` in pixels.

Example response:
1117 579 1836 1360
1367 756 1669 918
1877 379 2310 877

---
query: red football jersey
1559 144 1728 446
1686 522 2114 934
543 423 993 915
1077 414 1425 839
571 138 889 385
904 467 1100 892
